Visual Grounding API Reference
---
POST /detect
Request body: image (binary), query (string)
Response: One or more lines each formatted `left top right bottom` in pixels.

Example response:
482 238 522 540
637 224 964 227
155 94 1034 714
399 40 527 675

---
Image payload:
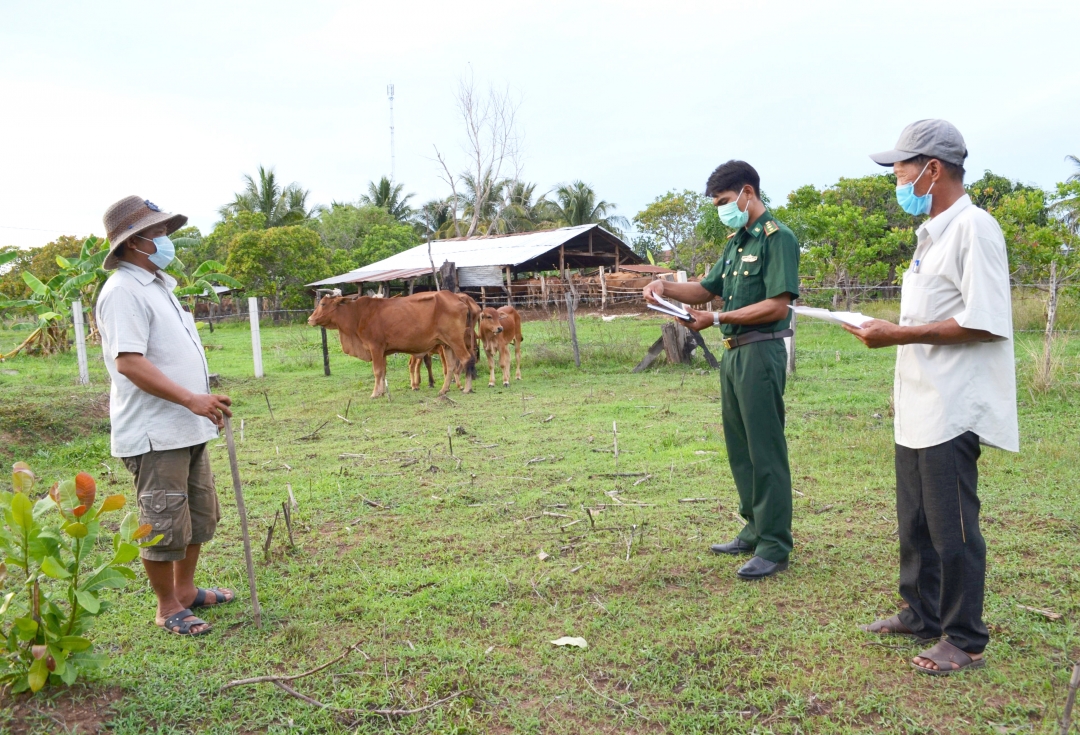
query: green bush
0 462 160 693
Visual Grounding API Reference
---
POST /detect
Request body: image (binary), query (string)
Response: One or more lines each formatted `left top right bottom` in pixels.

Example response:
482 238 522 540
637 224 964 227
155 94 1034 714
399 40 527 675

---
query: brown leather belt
721 328 793 350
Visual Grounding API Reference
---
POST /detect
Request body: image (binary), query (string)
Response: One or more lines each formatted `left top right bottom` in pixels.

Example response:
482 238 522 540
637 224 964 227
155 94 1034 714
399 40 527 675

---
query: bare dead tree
433 73 522 240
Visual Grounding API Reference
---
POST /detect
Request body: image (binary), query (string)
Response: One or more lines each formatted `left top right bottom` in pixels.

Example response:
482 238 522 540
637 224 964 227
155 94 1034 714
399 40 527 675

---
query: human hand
842 319 905 349
185 393 233 427
683 307 715 332
642 279 664 305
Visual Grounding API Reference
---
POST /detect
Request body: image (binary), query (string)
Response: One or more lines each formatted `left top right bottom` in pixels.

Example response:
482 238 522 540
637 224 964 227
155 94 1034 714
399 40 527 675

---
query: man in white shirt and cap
97 196 235 636
845 120 1018 674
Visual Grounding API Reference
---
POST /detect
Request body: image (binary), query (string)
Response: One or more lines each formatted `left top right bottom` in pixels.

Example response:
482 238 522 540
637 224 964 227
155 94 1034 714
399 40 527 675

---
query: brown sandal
911 639 986 675
859 614 925 639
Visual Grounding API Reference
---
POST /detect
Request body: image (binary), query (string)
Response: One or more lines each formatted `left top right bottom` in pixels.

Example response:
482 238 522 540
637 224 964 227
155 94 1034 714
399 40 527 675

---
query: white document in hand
648 294 692 321
789 305 872 329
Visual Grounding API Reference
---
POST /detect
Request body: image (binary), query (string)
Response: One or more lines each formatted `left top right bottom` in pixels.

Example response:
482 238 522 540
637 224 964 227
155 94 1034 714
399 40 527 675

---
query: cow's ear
499 313 508 320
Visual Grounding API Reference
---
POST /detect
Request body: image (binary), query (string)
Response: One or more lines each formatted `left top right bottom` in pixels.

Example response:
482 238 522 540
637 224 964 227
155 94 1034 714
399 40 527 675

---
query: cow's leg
484 345 497 387
514 337 523 380
408 356 420 390
500 344 511 387
424 354 435 388
371 349 388 398
446 339 473 395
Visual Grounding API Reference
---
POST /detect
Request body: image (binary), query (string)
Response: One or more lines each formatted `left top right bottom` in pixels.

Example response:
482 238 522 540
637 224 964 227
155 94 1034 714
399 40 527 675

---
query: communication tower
387 83 395 181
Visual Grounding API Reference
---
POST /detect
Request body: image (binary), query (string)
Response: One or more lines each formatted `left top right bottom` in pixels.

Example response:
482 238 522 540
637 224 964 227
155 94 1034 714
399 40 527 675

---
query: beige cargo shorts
122 443 221 562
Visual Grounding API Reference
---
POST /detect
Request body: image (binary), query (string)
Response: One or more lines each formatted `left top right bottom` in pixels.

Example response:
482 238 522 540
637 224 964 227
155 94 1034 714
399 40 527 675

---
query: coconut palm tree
219 165 318 227
497 180 558 233
550 181 630 236
460 172 507 235
416 198 455 240
360 177 415 222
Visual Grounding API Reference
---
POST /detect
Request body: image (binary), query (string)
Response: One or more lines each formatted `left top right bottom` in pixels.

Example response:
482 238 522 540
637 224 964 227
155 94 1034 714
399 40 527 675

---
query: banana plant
167 255 243 331
0 238 111 359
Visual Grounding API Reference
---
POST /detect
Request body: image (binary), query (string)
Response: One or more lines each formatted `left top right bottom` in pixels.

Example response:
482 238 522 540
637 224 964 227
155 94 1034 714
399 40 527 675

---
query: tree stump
661 322 693 365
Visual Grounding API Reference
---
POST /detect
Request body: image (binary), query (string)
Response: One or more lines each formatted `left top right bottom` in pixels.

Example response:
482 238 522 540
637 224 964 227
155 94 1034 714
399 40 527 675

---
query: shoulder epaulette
763 220 779 236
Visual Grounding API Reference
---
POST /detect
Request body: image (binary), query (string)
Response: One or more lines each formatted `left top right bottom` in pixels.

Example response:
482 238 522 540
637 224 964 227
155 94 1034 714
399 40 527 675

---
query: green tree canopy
0 236 88 300
359 177 415 222
219 165 319 228
225 226 329 309
633 190 722 276
550 181 630 236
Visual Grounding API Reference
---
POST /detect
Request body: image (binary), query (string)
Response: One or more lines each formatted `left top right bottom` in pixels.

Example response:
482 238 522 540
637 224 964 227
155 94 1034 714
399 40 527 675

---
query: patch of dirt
1 685 124 734
0 390 110 451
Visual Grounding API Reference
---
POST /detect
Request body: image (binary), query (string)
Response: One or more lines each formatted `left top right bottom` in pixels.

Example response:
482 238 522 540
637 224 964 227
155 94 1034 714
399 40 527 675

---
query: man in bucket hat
845 120 1018 674
96 196 235 636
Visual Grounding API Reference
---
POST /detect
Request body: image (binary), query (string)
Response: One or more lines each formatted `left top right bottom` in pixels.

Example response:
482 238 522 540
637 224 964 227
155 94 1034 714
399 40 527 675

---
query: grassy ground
0 305 1078 734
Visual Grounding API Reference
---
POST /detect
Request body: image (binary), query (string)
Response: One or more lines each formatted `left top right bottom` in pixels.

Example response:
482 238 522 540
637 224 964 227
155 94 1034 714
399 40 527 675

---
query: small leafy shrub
0 462 160 693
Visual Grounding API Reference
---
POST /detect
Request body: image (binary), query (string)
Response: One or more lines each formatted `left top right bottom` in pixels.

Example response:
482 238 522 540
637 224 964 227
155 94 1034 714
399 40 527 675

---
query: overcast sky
2 1 1078 250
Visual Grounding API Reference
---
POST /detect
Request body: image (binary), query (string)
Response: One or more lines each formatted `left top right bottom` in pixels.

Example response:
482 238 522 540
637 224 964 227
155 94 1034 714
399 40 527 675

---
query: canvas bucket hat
102 196 188 270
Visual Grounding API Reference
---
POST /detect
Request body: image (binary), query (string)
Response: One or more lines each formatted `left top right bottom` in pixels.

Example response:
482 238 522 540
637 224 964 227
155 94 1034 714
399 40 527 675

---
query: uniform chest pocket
900 272 950 325
731 253 765 304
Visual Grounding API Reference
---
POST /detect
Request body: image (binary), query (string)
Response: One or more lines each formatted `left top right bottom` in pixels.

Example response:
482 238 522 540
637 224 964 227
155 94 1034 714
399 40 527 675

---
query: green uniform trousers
720 339 793 563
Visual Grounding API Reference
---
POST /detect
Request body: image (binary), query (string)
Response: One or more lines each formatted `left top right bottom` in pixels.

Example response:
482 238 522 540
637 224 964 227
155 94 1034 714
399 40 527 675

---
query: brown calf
477 305 523 387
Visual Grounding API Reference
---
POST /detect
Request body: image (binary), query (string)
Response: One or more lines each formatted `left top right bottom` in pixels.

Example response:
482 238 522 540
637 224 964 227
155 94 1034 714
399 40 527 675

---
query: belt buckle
722 337 734 350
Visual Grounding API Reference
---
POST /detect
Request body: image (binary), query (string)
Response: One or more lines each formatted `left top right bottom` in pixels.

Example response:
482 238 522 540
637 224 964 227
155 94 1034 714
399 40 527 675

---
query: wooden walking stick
223 415 262 628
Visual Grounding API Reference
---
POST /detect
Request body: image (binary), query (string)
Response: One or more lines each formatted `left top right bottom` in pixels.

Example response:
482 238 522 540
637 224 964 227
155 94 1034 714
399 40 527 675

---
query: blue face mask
896 162 934 216
717 190 750 229
132 235 176 269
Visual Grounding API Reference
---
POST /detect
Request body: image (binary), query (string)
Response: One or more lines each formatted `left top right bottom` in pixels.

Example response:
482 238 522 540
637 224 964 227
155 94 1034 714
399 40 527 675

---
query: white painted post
72 300 89 385
249 296 264 378
786 308 797 376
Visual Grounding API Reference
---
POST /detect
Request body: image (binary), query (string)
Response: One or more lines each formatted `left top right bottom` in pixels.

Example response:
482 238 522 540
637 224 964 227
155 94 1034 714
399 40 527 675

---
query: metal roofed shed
308 224 643 287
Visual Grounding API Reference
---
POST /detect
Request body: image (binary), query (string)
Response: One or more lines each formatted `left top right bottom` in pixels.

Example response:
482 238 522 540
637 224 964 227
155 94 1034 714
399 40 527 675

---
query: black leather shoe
710 538 755 555
736 556 789 580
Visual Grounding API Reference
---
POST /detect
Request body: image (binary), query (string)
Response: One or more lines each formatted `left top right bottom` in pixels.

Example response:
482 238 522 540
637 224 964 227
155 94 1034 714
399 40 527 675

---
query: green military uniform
699 210 800 563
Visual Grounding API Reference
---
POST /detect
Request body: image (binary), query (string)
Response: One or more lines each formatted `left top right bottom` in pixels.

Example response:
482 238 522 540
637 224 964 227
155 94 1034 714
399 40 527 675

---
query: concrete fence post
72 300 89 385
249 296 263 378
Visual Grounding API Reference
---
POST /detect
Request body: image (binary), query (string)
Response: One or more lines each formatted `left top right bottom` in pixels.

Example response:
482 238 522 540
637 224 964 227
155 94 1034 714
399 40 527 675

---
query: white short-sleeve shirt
96 262 218 457
894 194 1019 452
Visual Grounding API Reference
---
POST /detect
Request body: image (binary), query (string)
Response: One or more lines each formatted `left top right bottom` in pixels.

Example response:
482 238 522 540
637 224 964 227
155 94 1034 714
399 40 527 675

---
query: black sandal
911 639 986 675
160 608 212 636
191 587 235 609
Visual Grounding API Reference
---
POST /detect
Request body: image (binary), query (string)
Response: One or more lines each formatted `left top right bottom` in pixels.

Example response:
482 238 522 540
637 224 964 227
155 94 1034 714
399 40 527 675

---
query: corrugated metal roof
351 267 434 283
309 224 611 286
618 264 674 275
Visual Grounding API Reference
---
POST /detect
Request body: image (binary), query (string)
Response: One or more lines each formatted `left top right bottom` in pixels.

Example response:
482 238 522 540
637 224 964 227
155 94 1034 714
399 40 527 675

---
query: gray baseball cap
870 119 968 167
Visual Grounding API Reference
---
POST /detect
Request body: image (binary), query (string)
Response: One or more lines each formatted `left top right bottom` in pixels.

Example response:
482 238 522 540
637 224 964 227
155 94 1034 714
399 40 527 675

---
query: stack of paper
647 294 693 322
789 305 873 328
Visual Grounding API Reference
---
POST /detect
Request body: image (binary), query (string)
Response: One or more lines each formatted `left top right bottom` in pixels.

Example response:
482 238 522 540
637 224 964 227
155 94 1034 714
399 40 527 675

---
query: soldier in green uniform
643 160 800 579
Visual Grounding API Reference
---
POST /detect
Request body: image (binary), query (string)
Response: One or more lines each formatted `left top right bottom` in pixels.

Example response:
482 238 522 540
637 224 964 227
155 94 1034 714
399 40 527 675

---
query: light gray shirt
96 262 218 457
895 194 1019 452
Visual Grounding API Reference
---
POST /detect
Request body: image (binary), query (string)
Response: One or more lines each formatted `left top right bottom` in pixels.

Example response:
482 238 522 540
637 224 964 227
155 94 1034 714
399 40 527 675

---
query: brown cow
407 292 479 390
477 305 523 387
309 291 475 398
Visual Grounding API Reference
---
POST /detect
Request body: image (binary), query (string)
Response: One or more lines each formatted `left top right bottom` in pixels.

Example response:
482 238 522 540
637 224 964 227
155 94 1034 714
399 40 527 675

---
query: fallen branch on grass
296 419 331 441
632 474 652 487
1017 603 1064 621
221 640 464 720
589 472 647 478
678 498 719 503
361 496 386 509
221 640 365 691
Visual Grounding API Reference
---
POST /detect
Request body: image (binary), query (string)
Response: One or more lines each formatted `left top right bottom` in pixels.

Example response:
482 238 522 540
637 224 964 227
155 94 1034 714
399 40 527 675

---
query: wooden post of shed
540 274 547 305
559 243 565 276
599 265 607 311
408 279 415 296
588 229 594 254
615 244 620 272
481 286 487 307
505 266 513 306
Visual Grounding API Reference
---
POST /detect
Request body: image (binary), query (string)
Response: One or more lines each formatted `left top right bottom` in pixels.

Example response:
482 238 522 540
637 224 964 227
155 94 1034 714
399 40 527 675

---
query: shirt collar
919 194 972 244
118 261 176 289
739 209 772 240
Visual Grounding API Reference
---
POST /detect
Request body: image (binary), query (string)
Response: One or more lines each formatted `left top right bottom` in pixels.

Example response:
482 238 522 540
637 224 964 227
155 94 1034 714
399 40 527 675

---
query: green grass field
1 306 1078 734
